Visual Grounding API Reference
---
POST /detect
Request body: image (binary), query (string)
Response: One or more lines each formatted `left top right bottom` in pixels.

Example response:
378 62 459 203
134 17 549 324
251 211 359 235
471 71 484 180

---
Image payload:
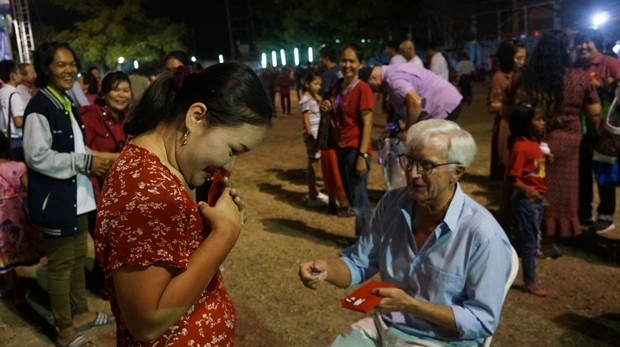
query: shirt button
73 204 77 207
69 135 73 138
72 179 76 183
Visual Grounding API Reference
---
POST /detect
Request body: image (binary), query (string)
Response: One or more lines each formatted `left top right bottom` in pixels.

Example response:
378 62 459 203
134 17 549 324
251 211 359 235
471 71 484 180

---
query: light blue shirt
341 184 512 345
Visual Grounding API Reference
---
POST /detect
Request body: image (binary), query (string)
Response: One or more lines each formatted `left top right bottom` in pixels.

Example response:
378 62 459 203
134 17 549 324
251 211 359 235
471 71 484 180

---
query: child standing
0 132 43 303
507 102 550 297
300 71 326 206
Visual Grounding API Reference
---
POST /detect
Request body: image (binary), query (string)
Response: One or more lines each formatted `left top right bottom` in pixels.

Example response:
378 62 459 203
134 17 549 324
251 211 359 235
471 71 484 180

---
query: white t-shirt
69 109 96 215
16 84 32 104
0 84 26 138
455 60 476 78
430 52 450 81
410 55 424 68
390 54 407 65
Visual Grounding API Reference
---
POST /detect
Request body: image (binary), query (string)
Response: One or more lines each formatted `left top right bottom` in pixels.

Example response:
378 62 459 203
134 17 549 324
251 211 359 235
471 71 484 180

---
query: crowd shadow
2 276 56 342
262 218 354 249
554 312 620 346
262 168 386 206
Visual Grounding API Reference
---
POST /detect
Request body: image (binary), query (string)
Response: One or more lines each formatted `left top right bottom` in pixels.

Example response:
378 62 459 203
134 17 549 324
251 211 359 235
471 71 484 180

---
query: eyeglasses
398 154 459 176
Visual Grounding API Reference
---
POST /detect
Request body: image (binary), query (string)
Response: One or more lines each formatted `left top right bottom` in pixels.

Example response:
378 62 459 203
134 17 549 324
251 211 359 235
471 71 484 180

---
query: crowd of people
0 24 618 347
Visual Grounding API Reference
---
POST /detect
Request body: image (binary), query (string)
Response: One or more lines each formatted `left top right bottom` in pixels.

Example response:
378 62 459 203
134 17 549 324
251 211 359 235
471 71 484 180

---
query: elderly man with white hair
299 119 512 347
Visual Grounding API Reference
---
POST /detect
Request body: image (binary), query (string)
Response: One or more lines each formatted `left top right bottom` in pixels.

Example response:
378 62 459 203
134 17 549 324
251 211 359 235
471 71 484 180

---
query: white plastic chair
481 246 519 347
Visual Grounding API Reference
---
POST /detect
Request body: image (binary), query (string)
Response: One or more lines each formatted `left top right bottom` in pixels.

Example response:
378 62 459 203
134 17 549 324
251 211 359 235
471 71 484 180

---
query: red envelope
207 169 230 207
206 170 230 207
341 280 397 313
195 170 231 207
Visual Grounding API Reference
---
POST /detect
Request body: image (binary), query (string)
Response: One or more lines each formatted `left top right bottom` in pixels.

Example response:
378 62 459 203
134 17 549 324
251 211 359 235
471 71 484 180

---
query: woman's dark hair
341 43 364 63
95 71 131 105
301 71 320 93
0 132 10 159
124 62 273 136
496 39 525 73
508 102 538 149
33 41 81 88
518 30 569 119
86 67 100 94
163 50 191 67
0 60 18 83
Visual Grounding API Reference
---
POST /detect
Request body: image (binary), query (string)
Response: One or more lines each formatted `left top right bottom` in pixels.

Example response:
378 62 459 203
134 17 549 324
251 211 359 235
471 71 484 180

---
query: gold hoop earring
182 129 190 146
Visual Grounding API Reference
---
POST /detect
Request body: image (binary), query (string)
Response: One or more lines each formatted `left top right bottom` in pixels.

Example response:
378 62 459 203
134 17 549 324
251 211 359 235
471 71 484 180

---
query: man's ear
451 164 466 183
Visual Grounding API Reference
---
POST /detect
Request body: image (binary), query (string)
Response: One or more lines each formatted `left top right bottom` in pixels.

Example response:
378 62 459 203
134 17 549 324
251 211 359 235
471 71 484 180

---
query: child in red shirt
507 102 551 297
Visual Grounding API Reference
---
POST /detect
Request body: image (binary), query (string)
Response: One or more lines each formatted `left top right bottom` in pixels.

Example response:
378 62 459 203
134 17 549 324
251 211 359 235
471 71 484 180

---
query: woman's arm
113 192 242 342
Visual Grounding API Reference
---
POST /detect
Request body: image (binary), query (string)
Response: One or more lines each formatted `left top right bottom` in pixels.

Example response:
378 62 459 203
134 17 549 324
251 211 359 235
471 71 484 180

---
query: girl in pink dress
0 133 43 303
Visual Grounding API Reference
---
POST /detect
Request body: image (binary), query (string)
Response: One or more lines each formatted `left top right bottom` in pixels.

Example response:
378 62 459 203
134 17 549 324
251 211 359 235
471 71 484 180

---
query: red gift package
196 170 231 207
341 280 397 313
206 170 230 207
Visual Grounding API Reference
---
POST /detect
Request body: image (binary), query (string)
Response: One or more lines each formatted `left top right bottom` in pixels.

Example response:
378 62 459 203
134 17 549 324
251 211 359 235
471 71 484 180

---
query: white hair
405 119 477 167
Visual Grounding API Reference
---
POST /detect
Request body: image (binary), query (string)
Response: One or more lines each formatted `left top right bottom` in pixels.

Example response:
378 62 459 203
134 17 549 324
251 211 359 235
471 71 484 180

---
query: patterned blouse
95 143 235 346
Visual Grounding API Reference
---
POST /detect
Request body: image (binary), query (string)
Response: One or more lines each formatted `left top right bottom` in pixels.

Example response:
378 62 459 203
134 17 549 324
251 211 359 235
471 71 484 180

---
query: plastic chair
481 246 519 347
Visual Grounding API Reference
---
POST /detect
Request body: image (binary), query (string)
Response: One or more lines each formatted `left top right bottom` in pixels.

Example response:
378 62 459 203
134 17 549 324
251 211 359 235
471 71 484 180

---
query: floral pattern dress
95 144 235 346
0 160 43 274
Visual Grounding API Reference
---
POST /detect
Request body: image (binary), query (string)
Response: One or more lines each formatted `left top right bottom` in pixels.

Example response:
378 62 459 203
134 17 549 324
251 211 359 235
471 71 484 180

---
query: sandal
523 283 550 298
55 334 96 347
75 312 114 332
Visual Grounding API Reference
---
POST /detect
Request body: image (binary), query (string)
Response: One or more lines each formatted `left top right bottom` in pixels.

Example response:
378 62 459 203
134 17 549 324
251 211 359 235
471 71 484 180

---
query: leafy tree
49 0 186 68
253 0 427 58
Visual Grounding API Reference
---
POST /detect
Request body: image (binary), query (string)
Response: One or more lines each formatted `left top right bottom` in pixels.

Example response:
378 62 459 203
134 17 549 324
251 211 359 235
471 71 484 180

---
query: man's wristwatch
358 152 368 159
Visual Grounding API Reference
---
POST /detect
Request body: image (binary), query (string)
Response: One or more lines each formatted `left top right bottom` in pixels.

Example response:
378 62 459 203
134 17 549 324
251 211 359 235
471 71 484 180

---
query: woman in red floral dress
94 63 273 346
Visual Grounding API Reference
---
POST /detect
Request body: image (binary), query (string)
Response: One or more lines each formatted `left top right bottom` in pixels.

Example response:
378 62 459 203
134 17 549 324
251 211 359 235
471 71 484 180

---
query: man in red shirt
575 28 620 234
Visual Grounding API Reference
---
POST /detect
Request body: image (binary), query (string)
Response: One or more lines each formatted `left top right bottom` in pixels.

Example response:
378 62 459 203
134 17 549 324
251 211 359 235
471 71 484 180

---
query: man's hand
372 287 415 313
298 260 328 289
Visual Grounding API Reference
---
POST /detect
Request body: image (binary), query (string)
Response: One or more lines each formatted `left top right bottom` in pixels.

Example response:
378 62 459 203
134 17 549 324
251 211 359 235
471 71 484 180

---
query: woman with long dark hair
488 39 526 180
95 63 273 345
508 30 601 242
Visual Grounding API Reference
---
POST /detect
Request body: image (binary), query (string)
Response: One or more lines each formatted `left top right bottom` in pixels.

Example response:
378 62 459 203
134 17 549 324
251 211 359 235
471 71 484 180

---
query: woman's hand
90 156 112 177
224 177 247 225
320 100 332 113
199 187 242 240
356 156 369 176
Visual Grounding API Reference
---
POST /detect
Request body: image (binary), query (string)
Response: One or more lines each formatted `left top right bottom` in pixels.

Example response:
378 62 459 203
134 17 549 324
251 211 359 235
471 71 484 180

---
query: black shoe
337 207 356 218
580 218 594 229
588 219 615 235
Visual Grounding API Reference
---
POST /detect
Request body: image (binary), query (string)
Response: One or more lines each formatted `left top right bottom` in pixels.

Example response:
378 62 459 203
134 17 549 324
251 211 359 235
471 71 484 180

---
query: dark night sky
27 0 232 60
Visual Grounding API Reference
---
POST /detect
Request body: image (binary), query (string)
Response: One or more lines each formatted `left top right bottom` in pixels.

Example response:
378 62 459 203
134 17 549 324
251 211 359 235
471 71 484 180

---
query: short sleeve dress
0 161 43 274
95 144 235 346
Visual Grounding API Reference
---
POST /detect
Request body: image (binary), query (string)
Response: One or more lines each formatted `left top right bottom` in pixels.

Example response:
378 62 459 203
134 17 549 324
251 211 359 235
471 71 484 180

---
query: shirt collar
46 86 72 113
441 183 465 235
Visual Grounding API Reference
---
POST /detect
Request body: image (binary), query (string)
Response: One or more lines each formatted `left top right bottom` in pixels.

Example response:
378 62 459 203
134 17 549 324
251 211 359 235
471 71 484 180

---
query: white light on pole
271 50 277 67
261 53 267 69
191 56 197 62
133 60 139 69
294 48 300 66
219 54 224 63
117 56 125 64
308 47 313 63
592 12 609 29
280 49 286 66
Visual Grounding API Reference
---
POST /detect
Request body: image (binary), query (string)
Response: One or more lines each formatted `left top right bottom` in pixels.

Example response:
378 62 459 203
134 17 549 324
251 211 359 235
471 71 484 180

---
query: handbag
316 111 335 150
595 86 620 158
